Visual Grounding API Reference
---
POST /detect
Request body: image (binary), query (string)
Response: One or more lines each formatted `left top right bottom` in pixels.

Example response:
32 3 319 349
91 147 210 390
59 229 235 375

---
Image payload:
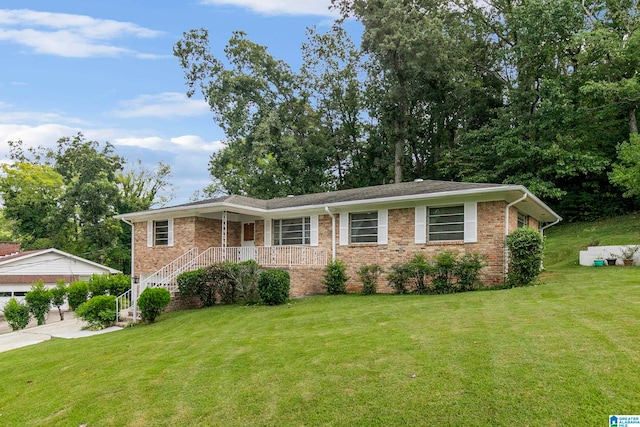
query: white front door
240 222 256 261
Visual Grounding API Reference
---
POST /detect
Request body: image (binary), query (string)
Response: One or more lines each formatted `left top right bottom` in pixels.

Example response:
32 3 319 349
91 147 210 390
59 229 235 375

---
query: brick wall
321 201 509 293
134 200 519 297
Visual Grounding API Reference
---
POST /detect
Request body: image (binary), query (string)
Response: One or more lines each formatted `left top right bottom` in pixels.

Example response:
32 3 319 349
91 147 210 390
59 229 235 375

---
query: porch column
221 211 228 261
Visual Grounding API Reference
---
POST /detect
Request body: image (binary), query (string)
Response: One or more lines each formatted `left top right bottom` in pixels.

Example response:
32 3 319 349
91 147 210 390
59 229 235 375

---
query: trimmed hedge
137 288 171 323
258 269 290 305
76 295 116 330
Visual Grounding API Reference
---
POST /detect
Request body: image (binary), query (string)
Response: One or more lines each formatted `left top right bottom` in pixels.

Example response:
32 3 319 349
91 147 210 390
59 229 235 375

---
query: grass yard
1 216 640 426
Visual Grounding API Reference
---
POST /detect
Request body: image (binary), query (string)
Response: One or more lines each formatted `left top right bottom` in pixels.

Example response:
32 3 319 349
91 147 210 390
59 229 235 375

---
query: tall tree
175 29 330 198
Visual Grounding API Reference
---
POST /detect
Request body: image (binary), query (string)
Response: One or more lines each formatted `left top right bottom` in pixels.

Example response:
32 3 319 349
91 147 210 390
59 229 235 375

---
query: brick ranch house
115 180 561 310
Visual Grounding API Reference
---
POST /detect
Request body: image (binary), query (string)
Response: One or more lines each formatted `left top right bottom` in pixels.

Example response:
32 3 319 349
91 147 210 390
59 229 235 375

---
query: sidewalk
0 311 122 353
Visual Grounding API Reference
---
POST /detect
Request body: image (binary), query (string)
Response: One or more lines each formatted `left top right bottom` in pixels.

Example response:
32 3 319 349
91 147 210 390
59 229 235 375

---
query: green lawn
1 217 640 426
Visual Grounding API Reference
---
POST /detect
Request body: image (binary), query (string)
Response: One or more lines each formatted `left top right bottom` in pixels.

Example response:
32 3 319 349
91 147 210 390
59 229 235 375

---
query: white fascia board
115 185 561 224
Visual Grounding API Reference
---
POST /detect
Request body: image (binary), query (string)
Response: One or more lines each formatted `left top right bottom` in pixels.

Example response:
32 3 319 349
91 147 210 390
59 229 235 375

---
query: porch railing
199 246 328 267
118 246 328 321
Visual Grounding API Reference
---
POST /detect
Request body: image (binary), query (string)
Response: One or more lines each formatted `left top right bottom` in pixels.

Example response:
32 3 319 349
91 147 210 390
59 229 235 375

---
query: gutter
324 207 336 261
504 193 528 277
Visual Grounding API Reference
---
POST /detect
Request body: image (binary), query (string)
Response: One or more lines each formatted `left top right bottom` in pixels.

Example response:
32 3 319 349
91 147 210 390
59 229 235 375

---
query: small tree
50 279 68 321
3 298 31 331
505 226 544 287
357 264 383 295
67 280 89 310
137 288 171 323
25 280 52 325
323 259 349 294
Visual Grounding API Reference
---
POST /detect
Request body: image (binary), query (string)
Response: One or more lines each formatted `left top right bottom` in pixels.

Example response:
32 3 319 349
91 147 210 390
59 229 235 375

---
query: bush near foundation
505 226 544 287
386 251 485 294
137 288 171 323
258 269 290 305
323 259 349 294
357 264 383 295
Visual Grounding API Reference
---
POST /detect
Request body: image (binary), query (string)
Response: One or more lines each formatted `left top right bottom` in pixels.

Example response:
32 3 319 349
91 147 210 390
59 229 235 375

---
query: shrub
203 262 237 304
67 280 89 310
387 263 413 294
234 259 261 304
431 250 458 294
177 268 213 306
50 279 68 321
357 264 383 295
408 254 432 294
88 274 130 296
3 298 31 331
505 226 544 287
137 288 171 323
25 280 52 325
258 269 290 305
454 252 486 292
76 295 116 330
323 259 349 294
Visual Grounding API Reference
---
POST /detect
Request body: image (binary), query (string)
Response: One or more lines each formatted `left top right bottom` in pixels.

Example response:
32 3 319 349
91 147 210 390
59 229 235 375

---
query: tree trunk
58 306 64 321
395 135 403 184
630 107 638 135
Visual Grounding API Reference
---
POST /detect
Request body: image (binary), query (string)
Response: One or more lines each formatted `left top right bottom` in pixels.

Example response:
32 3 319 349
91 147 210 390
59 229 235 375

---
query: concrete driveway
0 311 122 353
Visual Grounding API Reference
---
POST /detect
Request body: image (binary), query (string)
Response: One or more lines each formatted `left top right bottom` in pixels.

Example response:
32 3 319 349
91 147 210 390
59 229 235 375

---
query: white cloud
113 92 210 119
0 109 87 126
199 0 336 16
113 134 223 153
0 9 163 58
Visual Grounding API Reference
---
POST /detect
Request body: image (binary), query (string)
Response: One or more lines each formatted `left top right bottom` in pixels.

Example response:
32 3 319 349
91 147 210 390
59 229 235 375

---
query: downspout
324 207 336 261
504 193 528 278
121 218 137 321
539 218 561 270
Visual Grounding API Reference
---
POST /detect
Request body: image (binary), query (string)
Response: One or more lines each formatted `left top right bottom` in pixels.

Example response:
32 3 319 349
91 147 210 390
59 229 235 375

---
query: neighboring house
0 243 121 310
115 180 561 302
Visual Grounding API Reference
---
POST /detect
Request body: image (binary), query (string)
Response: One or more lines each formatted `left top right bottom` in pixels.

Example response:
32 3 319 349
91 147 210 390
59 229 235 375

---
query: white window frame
350 211 378 244
147 219 173 247
272 217 311 246
427 205 465 242
517 212 529 228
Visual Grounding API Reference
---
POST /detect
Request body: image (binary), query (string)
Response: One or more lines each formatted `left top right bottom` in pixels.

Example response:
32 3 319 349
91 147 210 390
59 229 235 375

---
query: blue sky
0 0 352 205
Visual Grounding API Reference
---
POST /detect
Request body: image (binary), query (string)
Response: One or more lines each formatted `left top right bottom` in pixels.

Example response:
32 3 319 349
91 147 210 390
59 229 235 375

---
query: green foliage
176 263 241 307
357 264 383 295
386 263 413 294
258 269 290 306
75 295 116 330
1 135 173 273
506 227 545 287
454 253 486 292
177 268 212 306
611 135 640 198
137 288 171 323
88 274 130 296
323 259 349 295
408 253 432 294
25 280 51 325
202 262 238 305
233 260 261 304
2 298 31 331
67 280 89 311
50 279 68 321
388 251 485 294
431 250 458 294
